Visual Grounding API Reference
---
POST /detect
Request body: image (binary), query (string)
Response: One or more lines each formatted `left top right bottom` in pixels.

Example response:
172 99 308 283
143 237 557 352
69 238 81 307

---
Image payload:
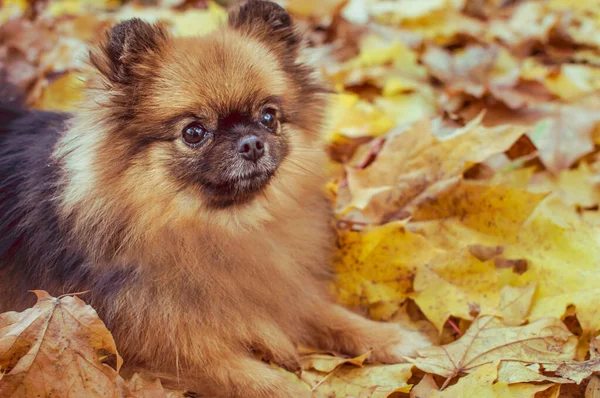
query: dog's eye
182 122 207 146
260 108 278 131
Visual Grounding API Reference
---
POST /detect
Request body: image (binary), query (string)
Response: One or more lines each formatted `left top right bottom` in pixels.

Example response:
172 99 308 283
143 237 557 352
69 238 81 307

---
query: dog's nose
238 136 265 162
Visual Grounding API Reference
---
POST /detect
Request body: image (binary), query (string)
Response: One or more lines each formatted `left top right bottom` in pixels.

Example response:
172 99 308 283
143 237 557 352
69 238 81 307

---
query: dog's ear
229 1 302 58
91 18 170 84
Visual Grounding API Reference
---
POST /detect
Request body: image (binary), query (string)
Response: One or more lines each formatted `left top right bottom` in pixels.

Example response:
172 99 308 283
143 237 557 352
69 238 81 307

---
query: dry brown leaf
409 373 438 397
123 373 169 398
337 117 527 224
0 291 123 398
557 357 600 384
409 316 577 382
586 375 600 398
300 351 371 373
122 372 187 398
527 106 600 174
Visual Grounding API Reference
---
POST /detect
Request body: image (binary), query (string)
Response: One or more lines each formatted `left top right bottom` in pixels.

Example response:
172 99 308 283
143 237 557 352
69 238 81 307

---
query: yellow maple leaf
325 93 395 142
47 0 120 17
303 363 413 398
411 180 547 242
529 162 600 208
333 221 442 317
169 3 227 37
413 250 501 331
504 199 600 333
430 362 558 397
410 316 577 380
498 284 537 326
34 72 86 112
327 34 427 89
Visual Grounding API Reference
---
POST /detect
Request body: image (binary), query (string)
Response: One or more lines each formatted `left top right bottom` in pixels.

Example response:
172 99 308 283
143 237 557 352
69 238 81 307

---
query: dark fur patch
0 100 135 314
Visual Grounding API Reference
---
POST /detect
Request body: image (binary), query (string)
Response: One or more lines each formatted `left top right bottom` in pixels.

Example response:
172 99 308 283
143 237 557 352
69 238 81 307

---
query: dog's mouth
203 168 276 207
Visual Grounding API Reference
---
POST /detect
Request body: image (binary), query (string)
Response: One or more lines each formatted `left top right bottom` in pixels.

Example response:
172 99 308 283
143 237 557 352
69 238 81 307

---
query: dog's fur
0 1 431 396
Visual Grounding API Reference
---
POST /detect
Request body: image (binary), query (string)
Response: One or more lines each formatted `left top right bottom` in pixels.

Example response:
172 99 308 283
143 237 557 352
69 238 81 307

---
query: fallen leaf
498 284 537 326
410 180 547 241
527 106 600 174
0 291 123 398
303 363 413 398
169 4 227 37
337 117 527 223
413 251 502 332
528 162 600 208
557 357 600 384
430 361 557 397
34 72 85 112
503 199 600 333
410 316 577 380
325 93 396 141
586 375 600 398
333 221 442 316
300 351 371 373
409 373 438 398
124 373 169 398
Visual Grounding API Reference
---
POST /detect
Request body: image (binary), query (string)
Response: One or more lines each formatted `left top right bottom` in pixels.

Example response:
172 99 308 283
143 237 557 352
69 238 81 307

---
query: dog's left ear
229 0 301 58
91 18 170 85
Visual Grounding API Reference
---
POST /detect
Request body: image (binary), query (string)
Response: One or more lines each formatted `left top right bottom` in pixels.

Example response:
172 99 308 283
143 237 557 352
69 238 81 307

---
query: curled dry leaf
409 316 577 382
586 375 600 398
337 117 527 224
300 350 371 373
557 357 600 385
0 291 123 398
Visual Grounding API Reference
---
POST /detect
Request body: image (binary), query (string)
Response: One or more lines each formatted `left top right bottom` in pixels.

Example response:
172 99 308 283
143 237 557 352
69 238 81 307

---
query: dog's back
0 82 75 311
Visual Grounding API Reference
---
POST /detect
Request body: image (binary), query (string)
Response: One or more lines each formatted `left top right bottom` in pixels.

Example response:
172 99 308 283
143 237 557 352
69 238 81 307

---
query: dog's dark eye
260 108 278 130
182 122 207 146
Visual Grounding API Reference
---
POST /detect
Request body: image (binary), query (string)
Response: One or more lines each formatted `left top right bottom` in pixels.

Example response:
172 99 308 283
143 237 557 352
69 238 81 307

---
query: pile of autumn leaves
2 0 600 396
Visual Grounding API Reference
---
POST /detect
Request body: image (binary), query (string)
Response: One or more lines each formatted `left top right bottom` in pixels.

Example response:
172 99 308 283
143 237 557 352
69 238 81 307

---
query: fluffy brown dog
0 1 431 396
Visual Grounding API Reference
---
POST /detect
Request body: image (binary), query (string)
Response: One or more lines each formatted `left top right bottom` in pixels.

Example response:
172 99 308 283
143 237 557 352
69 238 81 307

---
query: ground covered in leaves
1 0 600 396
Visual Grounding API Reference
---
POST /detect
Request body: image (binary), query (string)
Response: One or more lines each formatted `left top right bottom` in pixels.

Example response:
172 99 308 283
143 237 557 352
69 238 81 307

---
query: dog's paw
370 326 433 363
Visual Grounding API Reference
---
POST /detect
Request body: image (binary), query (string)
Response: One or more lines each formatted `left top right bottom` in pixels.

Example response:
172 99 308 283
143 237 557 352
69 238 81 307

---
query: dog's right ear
228 1 302 59
90 18 170 85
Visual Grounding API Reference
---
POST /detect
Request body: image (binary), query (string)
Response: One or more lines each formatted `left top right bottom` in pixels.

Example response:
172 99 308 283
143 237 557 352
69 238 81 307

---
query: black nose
238 136 265 162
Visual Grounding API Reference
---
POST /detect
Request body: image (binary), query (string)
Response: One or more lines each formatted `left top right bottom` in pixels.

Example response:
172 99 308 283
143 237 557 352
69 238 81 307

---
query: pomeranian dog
0 1 431 396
